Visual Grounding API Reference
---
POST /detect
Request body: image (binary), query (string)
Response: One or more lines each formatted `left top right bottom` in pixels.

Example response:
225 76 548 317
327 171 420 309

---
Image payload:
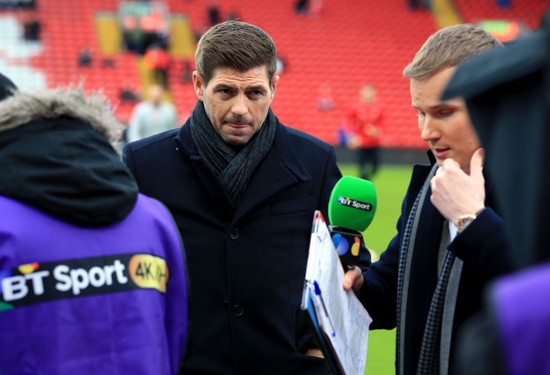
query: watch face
458 215 476 232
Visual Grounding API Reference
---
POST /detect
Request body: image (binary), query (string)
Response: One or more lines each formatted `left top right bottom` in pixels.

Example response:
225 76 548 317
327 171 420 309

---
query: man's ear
271 74 280 98
193 71 204 100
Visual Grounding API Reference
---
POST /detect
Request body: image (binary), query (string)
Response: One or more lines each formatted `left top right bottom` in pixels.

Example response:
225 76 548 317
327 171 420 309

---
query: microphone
328 176 377 268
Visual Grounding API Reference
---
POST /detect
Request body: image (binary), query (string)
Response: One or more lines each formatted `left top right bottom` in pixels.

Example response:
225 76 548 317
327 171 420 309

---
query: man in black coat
123 20 368 374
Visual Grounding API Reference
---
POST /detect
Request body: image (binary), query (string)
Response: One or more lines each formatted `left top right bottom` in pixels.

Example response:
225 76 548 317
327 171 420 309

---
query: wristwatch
457 214 476 233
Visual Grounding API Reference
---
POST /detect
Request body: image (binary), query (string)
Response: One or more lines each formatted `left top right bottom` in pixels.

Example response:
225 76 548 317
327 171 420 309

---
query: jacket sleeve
449 207 512 278
358 190 411 330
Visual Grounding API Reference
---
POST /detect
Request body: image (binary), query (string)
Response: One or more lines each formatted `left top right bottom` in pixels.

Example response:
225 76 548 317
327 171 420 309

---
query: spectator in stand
207 0 221 26
141 10 169 51
120 81 141 103
0 74 188 375
143 43 171 88
496 0 511 9
294 0 309 14
127 84 179 143
77 46 93 67
408 0 431 10
22 11 41 41
122 14 145 54
315 84 335 111
345 83 383 180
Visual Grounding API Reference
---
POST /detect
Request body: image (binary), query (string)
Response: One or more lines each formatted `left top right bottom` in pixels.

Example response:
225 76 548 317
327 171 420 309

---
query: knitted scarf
189 101 276 205
396 163 464 375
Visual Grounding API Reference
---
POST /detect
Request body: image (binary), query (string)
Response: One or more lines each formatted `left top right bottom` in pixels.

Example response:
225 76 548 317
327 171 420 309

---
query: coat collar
175 112 312 218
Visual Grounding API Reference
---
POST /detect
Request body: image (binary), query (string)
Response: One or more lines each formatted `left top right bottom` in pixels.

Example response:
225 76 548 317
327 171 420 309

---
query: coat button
232 304 244 317
230 227 239 240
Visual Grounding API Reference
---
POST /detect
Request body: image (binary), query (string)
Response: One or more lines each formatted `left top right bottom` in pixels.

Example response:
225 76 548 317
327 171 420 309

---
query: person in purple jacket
0 74 189 375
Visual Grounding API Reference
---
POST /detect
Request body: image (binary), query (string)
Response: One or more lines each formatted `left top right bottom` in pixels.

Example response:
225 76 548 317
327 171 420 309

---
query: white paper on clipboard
302 210 372 375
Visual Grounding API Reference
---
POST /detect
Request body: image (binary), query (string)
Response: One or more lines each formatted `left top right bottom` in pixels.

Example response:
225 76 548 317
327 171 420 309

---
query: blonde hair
403 24 503 79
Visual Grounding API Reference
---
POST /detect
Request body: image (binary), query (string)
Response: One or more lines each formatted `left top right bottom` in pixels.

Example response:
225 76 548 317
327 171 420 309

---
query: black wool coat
123 115 341 375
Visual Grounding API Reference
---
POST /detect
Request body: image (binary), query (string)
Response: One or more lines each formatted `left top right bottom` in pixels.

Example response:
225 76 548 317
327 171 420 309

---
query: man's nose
420 116 440 142
231 94 248 116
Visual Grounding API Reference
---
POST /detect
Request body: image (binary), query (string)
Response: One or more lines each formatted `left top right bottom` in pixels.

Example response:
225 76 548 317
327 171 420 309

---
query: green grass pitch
338 163 414 375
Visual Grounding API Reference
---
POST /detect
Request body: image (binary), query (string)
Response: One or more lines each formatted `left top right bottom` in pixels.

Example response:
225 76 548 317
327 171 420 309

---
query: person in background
345 83 384 180
143 43 171 87
0 74 188 375
344 24 512 375
208 0 221 26
123 20 369 375
127 83 179 143
22 11 41 41
295 0 309 15
315 84 335 111
77 46 93 67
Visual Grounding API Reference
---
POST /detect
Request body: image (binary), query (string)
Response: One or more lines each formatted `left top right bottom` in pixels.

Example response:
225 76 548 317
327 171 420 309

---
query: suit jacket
360 152 511 375
123 114 341 375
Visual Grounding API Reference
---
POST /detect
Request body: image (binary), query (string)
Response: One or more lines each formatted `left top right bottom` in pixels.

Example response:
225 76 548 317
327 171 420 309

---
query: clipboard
302 280 344 375
301 211 372 375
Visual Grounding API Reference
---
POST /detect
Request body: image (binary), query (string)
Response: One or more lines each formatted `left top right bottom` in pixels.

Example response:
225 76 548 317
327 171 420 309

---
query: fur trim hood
0 86 138 227
0 86 123 142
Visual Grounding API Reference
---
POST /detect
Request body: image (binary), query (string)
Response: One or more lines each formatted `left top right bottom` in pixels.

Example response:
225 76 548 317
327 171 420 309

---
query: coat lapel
235 123 312 221
176 120 312 221
175 122 234 214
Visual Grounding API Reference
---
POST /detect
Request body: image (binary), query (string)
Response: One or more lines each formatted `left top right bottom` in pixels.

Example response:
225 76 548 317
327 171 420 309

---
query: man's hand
343 266 364 296
305 348 324 358
430 148 486 226
346 135 360 150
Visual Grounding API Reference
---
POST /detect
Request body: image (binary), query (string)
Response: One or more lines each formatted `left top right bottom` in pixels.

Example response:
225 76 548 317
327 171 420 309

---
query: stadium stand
0 0 546 148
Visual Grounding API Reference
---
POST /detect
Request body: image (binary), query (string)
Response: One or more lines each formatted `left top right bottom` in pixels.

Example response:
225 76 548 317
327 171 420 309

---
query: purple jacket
0 194 188 374
492 262 550 375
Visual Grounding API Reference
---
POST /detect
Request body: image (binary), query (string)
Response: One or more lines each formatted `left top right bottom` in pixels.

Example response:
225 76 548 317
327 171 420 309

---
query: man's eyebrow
246 85 268 92
412 102 455 110
212 83 234 90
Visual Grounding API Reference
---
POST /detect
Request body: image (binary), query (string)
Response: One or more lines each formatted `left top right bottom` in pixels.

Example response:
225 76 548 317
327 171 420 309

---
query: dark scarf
396 163 463 375
189 101 276 205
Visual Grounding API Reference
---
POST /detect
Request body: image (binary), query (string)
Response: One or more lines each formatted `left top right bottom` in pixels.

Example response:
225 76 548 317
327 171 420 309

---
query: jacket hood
0 86 123 140
0 87 138 227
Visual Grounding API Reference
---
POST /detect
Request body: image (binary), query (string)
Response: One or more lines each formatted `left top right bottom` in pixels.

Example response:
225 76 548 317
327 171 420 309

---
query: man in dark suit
443 19 550 375
123 20 361 374
344 24 512 375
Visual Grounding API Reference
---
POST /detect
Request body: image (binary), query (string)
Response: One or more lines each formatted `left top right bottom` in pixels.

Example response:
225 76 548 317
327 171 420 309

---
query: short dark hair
403 24 503 79
195 20 278 86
